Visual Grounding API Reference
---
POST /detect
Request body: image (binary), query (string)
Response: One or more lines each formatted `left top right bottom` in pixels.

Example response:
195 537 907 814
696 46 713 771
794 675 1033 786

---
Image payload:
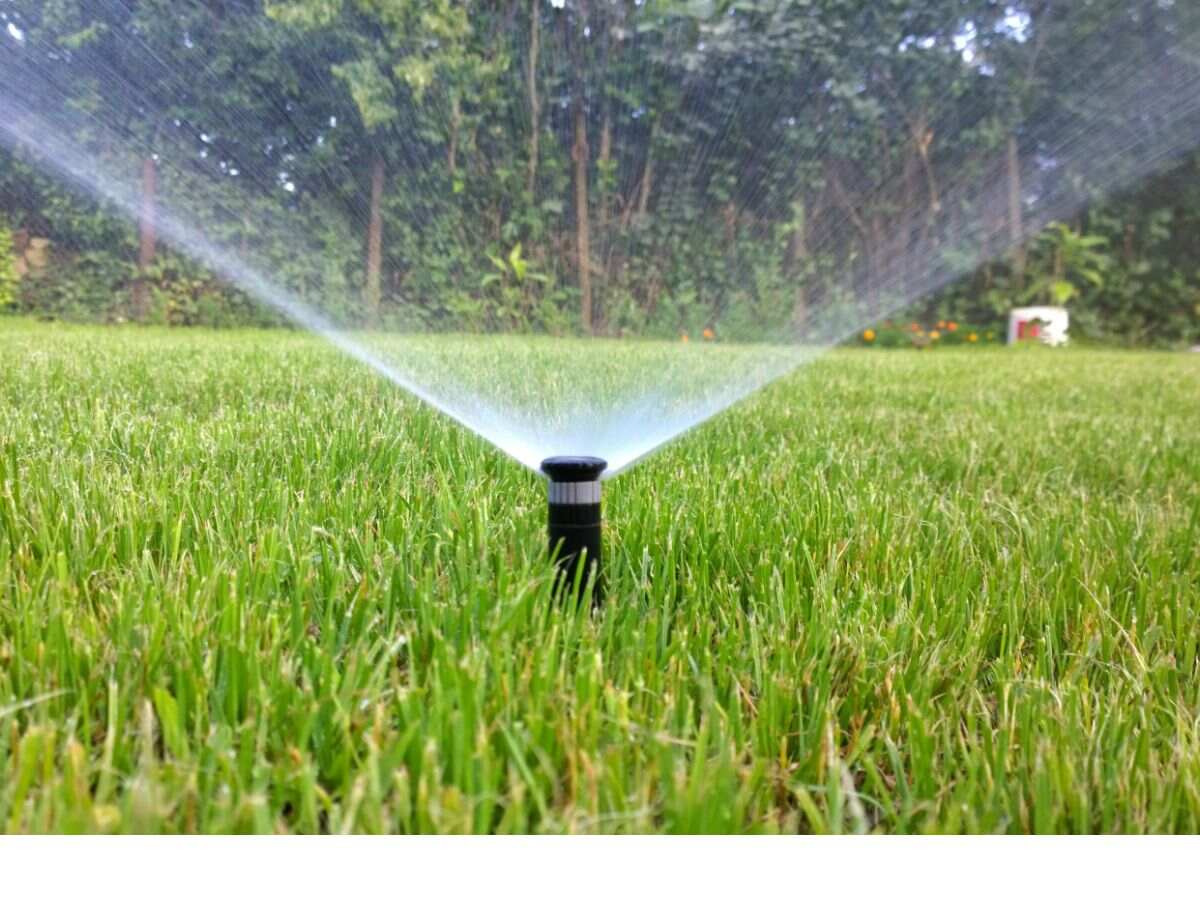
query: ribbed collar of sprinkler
541 455 608 483
541 456 607 600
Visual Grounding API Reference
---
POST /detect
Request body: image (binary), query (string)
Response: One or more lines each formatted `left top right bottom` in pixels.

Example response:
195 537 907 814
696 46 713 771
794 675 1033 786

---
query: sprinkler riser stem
541 456 607 601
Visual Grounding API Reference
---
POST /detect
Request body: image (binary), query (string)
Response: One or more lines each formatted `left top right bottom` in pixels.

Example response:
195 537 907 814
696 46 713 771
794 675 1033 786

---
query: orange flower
967 332 978 343
947 321 958 332
681 333 690 343
909 322 921 332
702 327 715 340
863 328 876 342
930 330 941 340
937 320 946 329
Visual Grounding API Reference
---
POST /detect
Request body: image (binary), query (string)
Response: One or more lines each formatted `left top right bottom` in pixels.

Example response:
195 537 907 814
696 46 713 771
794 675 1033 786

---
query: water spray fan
541 456 607 599
2 0 1199 603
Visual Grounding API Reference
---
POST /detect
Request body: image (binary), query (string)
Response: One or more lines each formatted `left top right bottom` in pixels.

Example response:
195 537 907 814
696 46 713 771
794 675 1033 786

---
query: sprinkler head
541 455 607 601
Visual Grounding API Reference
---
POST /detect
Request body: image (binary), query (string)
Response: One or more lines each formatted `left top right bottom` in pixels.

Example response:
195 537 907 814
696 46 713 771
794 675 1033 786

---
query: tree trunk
901 147 919 297
239 212 251 259
132 156 157 320
597 108 612 235
597 107 614 281
787 199 809 334
447 94 461 178
573 97 593 333
721 203 737 245
636 130 654 220
366 153 384 322
869 215 885 314
526 0 540 197
915 119 939 221
1007 133 1026 287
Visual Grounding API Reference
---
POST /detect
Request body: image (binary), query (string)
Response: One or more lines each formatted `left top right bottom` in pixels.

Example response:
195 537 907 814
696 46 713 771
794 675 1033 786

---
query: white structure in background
1008 306 1070 346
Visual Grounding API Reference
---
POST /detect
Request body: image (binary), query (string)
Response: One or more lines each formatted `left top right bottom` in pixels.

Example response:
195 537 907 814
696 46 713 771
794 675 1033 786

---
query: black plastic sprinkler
541 455 608 600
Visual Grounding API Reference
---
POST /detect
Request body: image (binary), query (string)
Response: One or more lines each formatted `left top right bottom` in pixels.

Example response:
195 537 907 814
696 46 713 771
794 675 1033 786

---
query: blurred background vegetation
1 0 1198 346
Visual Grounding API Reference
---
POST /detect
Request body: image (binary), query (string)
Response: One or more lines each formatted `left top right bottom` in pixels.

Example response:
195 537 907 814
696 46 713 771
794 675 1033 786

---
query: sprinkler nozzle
541 456 607 600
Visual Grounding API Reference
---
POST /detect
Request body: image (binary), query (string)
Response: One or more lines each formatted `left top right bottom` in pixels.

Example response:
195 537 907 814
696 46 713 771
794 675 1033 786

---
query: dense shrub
1 0 1197 347
0 224 15 310
914 162 1200 349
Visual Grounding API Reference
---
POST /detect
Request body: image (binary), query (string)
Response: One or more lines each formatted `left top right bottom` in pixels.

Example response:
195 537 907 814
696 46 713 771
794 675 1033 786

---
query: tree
1 0 1197 343
268 0 503 323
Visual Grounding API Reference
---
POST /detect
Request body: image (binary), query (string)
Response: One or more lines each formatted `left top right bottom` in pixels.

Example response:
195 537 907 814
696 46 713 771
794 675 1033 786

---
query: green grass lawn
1 318 1198 833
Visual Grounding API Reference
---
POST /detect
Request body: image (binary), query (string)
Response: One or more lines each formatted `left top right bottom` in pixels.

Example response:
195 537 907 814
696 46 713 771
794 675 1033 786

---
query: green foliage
15 250 133 322
330 58 399 130
1 0 1198 343
1020 223 1111 307
919 156 1200 348
0 225 15 310
146 256 281 329
469 243 568 333
3 320 1200 833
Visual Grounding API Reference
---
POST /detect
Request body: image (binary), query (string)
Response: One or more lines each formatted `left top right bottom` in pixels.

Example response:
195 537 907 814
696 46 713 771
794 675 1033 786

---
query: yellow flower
967 332 979 343
930 330 941 340
863 328 876 342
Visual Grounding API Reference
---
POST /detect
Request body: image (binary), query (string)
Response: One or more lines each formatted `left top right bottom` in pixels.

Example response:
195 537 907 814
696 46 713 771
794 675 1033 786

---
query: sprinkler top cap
541 455 608 483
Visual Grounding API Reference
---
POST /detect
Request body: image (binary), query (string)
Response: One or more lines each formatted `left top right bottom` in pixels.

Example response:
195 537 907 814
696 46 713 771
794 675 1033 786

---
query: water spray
4 0 1199 513
541 456 607 600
